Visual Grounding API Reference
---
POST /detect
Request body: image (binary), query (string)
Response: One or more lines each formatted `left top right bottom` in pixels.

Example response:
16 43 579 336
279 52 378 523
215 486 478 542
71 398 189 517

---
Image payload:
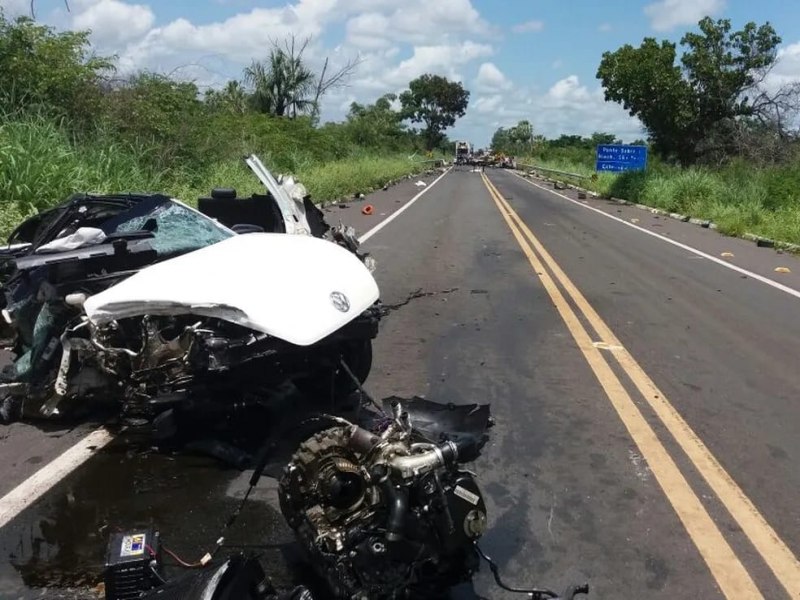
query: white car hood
83 233 380 347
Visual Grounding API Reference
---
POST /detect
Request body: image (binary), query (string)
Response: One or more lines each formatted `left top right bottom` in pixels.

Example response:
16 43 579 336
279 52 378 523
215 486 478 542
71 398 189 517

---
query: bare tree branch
310 53 364 121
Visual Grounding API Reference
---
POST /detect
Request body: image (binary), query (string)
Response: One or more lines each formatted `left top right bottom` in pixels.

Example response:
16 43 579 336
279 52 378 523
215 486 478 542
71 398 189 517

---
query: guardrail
517 163 592 181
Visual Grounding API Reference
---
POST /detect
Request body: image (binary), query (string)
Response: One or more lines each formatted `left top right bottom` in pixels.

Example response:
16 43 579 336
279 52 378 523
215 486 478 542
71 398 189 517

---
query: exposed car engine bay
0 155 381 426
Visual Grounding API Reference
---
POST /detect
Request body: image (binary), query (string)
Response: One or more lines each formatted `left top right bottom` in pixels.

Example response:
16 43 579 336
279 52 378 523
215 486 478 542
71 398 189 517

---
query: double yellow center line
481 172 800 599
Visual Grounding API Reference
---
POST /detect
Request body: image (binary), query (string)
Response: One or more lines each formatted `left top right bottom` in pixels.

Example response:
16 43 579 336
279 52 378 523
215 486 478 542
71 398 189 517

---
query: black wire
210 481 256 558
474 543 559 599
339 358 386 415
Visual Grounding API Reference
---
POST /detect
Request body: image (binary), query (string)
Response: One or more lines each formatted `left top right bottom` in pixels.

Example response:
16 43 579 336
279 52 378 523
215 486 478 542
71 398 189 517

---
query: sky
2 0 799 147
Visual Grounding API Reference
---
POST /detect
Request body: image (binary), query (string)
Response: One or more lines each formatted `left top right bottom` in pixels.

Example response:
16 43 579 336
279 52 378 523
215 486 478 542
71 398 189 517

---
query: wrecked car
0 155 381 425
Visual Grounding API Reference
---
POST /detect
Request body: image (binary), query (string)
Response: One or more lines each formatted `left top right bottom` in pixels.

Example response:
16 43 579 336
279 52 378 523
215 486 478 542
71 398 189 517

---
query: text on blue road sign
595 144 648 172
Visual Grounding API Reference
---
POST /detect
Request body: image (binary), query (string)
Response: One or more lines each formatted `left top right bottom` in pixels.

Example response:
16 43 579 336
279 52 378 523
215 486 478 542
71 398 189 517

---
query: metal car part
278 399 492 599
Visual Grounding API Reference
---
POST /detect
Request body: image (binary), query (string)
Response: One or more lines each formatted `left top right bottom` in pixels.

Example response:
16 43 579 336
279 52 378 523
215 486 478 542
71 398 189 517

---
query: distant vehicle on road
455 141 471 165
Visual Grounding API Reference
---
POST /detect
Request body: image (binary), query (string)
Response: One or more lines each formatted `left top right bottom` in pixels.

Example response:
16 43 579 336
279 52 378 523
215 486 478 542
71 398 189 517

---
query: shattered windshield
108 200 234 257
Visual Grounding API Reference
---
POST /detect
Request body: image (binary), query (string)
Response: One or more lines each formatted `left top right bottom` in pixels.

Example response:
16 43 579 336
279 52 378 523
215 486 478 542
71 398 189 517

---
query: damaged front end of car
0 154 382 425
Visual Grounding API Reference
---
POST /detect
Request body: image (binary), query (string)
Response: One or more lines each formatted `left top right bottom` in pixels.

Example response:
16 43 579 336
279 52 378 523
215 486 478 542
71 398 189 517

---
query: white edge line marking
0 168 451 530
510 171 800 301
0 427 114 529
358 167 451 243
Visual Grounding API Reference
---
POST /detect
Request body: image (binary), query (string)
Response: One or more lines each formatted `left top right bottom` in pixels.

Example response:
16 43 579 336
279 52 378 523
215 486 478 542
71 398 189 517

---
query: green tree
399 74 470 150
506 120 534 154
597 17 783 163
0 12 113 126
491 120 536 155
589 132 620 146
490 126 511 153
549 134 586 149
345 93 408 148
102 72 202 164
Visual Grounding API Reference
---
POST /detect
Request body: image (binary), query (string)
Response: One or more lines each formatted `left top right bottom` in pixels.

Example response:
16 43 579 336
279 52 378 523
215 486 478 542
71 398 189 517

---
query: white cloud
72 0 155 46
118 1 332 68
769 42 800 84
598 23 613 32
540 75 642 137
512 20 544 34
644 0 726 32
51 0 493 99
345 0 491 48
383 41 492 87
346 13 393 49
474 62 512 93
0 0 31 17
451 75 644 147
546 75 590 104
474 94 503 114
551 59 564 69
766 41 800 90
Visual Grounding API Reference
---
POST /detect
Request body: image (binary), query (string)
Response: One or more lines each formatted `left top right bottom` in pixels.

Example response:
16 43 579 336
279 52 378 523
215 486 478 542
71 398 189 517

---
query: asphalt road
1 167 799 599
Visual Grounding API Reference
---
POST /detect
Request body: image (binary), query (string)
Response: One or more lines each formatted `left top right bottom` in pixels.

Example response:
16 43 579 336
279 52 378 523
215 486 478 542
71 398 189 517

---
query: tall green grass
521 156 800 246
0 116 434 238
170 154 434 208
0 116 166 205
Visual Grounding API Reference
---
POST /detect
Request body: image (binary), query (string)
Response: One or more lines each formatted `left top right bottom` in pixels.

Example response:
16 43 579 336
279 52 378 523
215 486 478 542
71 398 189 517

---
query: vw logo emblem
330 291 350 313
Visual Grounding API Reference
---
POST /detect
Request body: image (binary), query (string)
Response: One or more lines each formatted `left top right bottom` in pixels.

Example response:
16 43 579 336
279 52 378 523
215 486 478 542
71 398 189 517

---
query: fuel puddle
0 392 334 599
0 437 302 599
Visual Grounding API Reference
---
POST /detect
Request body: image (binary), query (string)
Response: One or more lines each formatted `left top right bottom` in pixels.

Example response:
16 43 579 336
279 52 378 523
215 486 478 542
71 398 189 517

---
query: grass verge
517 157 800 246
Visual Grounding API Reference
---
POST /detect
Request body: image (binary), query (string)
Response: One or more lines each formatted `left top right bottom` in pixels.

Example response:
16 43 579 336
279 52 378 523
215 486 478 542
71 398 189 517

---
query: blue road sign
595 144 648 172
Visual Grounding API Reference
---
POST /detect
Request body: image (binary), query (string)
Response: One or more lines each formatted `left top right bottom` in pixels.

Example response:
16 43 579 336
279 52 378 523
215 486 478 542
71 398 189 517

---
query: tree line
490 123 646 158
0 11 471 176
6 8 795 172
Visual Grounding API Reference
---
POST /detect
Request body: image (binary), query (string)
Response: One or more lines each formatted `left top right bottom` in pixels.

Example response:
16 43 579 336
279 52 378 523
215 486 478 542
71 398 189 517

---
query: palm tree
244 39 315 118
243 59 275 114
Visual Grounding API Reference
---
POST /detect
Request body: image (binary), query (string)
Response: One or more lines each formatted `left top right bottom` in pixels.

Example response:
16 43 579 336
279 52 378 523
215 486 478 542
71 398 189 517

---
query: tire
294 339 373 407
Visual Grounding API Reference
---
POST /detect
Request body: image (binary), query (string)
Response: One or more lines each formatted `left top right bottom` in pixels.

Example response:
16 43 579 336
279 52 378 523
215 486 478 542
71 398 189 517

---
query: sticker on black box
121 533 146 557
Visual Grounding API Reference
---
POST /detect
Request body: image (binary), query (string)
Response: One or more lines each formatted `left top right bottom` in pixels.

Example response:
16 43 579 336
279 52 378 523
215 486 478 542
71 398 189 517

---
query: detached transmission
278 399 490 599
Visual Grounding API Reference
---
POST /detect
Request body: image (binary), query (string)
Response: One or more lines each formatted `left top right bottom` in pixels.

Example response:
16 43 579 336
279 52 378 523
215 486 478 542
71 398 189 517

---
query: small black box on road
104 528 161 600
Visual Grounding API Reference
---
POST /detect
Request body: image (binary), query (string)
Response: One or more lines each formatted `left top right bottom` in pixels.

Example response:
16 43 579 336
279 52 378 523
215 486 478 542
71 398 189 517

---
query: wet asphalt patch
0 392 493 599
